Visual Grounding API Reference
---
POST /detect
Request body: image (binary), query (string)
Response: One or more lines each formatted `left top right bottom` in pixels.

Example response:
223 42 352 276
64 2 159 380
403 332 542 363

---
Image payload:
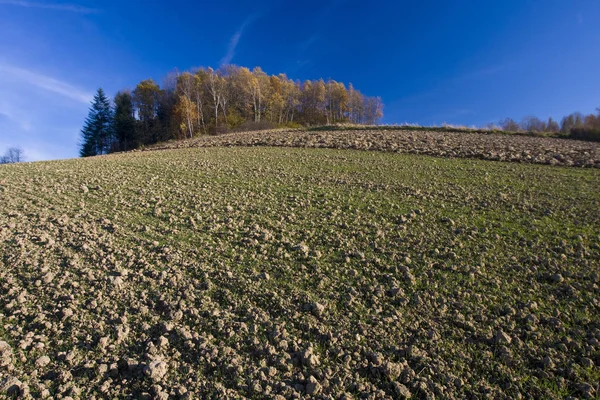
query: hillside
149 127 600 168
0 145 599 399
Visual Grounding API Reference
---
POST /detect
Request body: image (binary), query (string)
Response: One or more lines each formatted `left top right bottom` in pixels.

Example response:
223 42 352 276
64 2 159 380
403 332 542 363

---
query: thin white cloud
0 0 99 13
299 35 318 52
457 64 510 82
0 98 33 131
0 63 93 104
220 31 242 66
220 14 260 66
288 59 312 75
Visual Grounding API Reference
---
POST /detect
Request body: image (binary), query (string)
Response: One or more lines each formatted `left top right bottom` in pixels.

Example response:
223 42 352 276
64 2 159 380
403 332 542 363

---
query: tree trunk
214 103 219 130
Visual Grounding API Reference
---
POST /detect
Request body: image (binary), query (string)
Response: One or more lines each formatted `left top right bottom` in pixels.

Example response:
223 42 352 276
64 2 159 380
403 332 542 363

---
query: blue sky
1 0 599 161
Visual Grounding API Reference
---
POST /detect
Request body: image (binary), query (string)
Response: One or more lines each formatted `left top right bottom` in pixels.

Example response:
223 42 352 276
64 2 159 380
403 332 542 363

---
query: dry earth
150 128 600 168
0 146 599 399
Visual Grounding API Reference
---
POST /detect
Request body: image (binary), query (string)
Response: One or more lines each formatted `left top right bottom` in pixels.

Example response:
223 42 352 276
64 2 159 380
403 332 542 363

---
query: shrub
280 121 304 129
214 125 230 135
569 128 600 142
231 121 278 132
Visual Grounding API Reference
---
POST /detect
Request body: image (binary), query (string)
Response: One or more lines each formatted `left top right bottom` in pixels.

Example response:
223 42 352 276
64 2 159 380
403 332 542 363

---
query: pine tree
113 91 137 151
79 88 113 157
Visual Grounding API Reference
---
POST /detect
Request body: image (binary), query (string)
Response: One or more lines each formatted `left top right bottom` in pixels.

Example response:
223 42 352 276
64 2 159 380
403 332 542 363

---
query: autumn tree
281 76 300 123
347 84 365 124
175 72 199 138
174 94 198 139
265 75 285 123
251 67 270 122
192 69 209 134
325 80 349 124
299 79 326 124
583 113 599 130
204 67 227 131
364 96 384 125
227 66 254 122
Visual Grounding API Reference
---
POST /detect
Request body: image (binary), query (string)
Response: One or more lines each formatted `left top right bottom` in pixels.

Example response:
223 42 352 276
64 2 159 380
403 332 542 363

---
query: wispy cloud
288 0 345 74
457 64 510 82
0 0 99 13
220 13 260 66
288 37 318 74
0 63 93 104
0 96 32 131
299 35 318 52
288 59 313 75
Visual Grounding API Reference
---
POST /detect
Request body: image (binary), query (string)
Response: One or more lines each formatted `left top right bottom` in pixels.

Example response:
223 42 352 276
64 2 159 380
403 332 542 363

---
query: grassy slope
0 147 599 399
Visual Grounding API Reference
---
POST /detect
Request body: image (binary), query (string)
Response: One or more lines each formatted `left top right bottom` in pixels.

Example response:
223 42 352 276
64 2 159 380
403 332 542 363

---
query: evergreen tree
113 91 137 151
79 88 113 157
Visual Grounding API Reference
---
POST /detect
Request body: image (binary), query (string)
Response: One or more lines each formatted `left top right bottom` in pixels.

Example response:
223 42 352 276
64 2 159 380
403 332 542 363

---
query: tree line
0 147 24 164
80 66 384 156
499 108 600 141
